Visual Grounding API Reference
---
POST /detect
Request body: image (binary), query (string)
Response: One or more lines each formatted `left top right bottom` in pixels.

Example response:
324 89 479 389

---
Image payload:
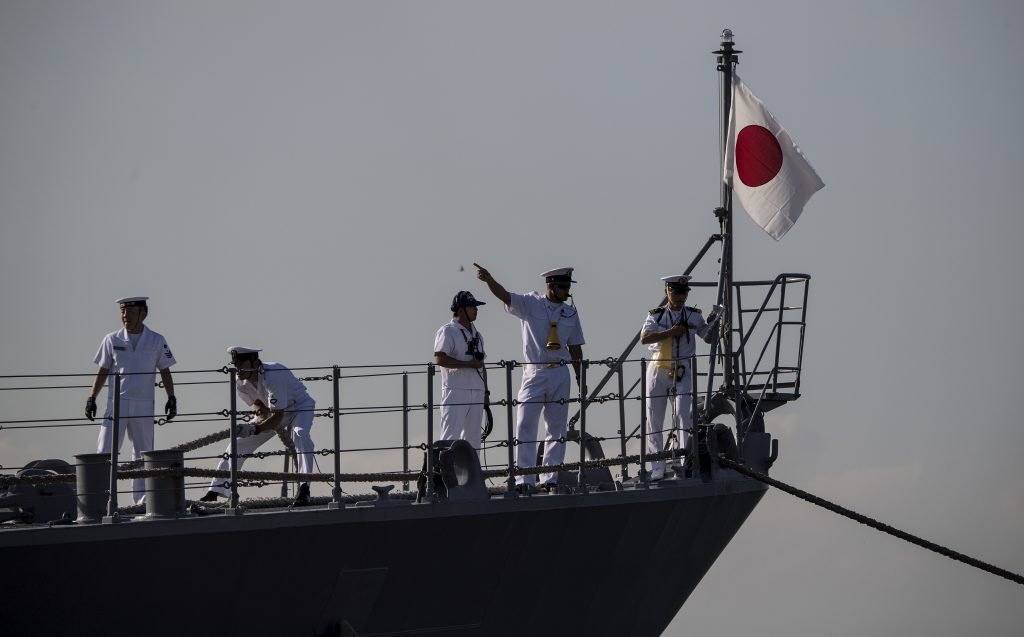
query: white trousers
515 366 570 486
208 402 316 496
645 365 695 473
439 387 484 449
97 398 154 505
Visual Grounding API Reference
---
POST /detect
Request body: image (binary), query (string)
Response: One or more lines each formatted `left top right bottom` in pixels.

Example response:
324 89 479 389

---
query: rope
717 457 1024 587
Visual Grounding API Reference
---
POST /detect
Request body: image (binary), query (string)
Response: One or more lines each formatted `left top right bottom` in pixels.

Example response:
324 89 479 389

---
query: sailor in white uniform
434 291 489 447
640 275 720 481
199 347 316 506
86 297 177 504
475 264 584 490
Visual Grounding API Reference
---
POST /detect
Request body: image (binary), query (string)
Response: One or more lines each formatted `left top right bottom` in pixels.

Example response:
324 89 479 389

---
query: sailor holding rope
434 291 491 447
640 275 719 481
86 296 177 504
475 264 584 492
199 347 316 506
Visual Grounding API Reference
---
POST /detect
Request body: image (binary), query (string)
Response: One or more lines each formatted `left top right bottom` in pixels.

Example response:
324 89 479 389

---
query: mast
714 29 740 391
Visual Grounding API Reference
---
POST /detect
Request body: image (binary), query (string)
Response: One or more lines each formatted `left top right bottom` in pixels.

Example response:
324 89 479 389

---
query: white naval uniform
506 292 585 486
434 320 486 447
208 362 316 497
642 306 712 474
93 326 176 504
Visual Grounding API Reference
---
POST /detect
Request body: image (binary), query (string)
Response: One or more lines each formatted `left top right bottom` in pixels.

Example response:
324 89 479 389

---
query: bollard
75 453 111 524
143 449 185 519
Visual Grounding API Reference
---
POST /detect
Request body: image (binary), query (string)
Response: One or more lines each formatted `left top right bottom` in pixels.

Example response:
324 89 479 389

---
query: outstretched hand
473 262 491 283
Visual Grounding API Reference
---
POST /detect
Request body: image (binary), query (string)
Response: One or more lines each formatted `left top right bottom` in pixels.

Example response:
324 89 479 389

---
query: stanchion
639 359 649 488
425 363 435 501
578 360 589 494
225 368 243 516
330 365 344 509
103 374 122 523
616 361 629 480
504 361 517 498
402 372 410 491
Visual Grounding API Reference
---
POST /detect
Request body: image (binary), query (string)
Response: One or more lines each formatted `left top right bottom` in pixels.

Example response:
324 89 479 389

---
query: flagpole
714 29 740 391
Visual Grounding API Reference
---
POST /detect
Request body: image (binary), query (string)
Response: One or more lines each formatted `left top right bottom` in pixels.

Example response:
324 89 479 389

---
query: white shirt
94 326 176 401
641 306 710 369
505 291 585 365
235 362 314 411
433 319 486 391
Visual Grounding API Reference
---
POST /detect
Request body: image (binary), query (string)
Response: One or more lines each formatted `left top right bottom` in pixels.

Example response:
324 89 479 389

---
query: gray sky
1 1 1022 635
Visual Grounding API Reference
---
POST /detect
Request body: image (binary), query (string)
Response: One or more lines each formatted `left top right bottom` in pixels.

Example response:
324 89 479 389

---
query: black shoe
293 483 310 507
514 483 536 496
199 491 220 502
538 482 557 493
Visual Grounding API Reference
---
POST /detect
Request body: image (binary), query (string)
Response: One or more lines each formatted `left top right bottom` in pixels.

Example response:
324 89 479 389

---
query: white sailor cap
660 274 692 285
115 296 149 308
541 267 576 283
227 346 262 361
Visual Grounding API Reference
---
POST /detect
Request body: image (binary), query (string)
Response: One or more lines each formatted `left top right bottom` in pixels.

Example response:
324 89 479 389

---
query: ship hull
1 470 765 637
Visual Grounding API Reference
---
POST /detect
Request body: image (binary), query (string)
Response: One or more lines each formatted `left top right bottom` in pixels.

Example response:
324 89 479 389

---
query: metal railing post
105 374 121 520
331 365 343 508
426 363 435 501
773 279 788 392
690 354 700 475
578 359 589 494
616 361 629 480
227 368 241 512
504 361 517 498
639 359 649 487
402 372 410 491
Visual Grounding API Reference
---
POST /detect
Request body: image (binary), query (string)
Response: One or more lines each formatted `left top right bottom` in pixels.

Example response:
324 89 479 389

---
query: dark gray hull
1 471 764 637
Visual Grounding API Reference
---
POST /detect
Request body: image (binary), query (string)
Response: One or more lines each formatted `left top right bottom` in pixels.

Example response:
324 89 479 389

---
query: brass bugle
545 322 560 350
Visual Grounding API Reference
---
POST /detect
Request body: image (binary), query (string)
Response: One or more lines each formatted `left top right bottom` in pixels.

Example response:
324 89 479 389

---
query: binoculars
465 336 485 361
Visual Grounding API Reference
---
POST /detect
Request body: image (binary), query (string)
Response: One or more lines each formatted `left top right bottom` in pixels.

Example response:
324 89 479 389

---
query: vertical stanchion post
105 374 121 521
426 363 435 501
226 368 242 514
578 359 589 494
690 354 700 475
331 365 343 508
504 361 517 498
402 371 410 491
639 359 649 487
616 361 629 481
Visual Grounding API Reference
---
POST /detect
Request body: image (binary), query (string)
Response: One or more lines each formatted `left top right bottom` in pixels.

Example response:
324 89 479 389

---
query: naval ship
0 32 812 636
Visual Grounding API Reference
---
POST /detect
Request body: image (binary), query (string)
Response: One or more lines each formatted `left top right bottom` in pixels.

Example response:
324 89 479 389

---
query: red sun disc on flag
736 125 783 187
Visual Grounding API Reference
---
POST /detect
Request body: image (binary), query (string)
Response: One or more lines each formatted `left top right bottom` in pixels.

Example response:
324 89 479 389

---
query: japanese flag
724 74 824 240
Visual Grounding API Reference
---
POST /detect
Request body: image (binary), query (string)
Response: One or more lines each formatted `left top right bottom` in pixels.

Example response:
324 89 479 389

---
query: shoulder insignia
649 307 666 317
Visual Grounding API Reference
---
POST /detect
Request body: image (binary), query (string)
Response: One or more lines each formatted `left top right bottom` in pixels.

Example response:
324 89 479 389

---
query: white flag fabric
724 74 824 240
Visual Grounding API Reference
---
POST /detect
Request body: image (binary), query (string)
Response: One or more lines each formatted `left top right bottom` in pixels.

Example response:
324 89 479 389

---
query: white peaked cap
660 275 692 284
540 267 576 282
115 296 149 306
227 346 262 357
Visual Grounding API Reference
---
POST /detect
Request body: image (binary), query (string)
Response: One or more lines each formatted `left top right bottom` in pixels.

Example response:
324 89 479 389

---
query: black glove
164 396 177 421
482 404 494 441
85 396 97 421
